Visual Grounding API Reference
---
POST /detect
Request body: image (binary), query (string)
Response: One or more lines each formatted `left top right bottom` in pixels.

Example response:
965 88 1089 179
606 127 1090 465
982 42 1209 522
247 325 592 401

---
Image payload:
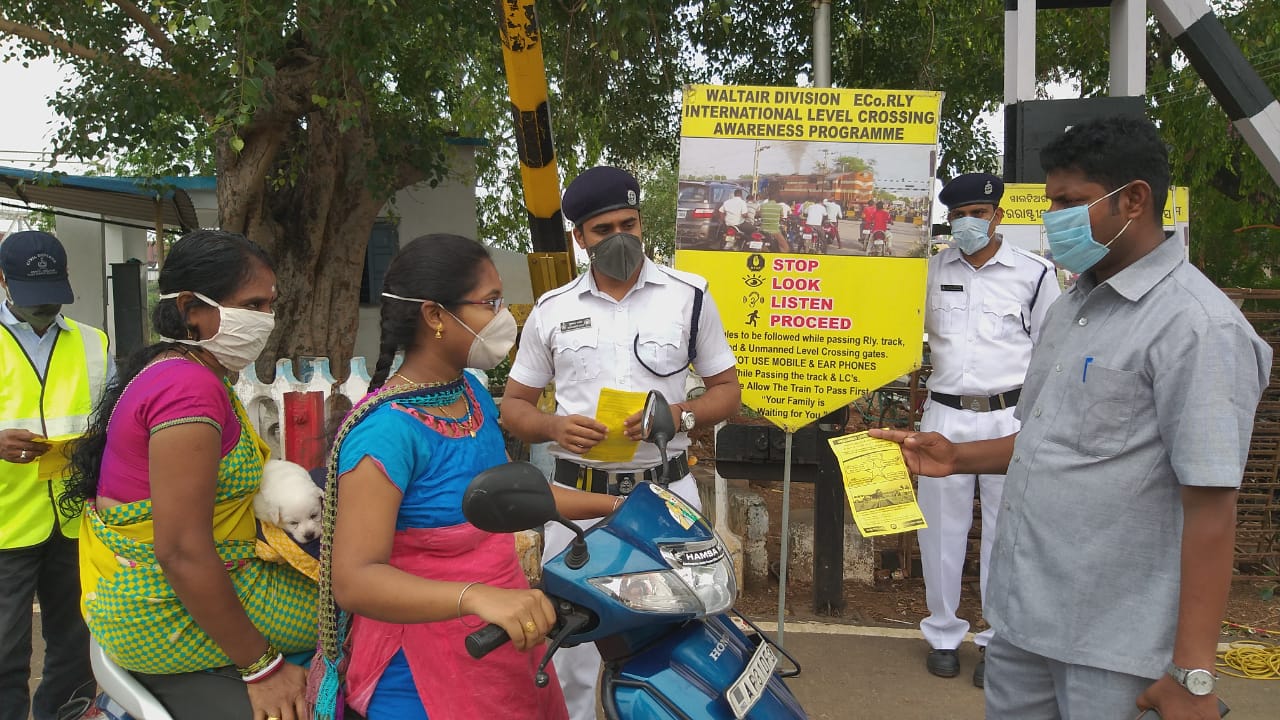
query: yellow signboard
681 84 943 145
998 183 1189 229
676 251 926 432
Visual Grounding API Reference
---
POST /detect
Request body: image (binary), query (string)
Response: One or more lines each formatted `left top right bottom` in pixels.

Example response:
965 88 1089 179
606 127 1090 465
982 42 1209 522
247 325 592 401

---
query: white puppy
254 459 324 544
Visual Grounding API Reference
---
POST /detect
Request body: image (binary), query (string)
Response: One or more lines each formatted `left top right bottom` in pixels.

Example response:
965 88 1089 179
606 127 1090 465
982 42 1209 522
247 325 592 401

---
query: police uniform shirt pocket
928 291 968 335
982 298 1024 341
1046 363 1140 458
553 327 601 383
634 325 686 376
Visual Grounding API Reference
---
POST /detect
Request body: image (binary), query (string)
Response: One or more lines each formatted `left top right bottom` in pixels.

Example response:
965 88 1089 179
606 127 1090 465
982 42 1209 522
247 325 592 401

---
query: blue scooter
462 391 808 719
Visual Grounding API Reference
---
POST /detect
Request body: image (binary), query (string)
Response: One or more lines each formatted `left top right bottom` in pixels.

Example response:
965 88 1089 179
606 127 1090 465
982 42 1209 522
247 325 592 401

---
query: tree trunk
215 101 385 381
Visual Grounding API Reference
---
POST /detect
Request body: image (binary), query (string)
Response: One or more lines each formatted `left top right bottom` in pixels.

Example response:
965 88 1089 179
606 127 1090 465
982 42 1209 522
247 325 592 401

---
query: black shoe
927 648 960 678
973 647 986 688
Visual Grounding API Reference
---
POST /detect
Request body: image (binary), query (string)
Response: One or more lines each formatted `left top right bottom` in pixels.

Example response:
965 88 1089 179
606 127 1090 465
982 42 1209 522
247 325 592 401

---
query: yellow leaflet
37 434 77 482
827 431 927 537
581 388 647 463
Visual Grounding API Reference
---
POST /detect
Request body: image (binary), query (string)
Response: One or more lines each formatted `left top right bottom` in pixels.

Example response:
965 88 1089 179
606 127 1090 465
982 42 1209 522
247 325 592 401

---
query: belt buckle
615 473 636 496
960 394 990 412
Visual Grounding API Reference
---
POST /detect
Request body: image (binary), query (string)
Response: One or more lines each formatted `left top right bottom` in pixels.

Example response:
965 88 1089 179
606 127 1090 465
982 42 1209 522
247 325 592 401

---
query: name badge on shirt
940 284 964 292
560 318 592 332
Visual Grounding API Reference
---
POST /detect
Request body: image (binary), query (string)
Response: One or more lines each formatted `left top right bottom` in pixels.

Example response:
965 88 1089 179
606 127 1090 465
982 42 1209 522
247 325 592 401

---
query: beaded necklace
390 377 482 439
389 374 466 408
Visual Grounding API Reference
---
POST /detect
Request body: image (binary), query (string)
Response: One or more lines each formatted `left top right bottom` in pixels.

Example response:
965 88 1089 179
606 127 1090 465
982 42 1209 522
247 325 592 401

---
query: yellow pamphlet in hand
827 431 928 537
581 388 648 463
37 435 77 482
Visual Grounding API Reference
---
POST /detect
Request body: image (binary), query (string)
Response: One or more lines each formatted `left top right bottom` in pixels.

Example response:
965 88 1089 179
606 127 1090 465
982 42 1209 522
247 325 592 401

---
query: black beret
562 166 641 226
939 172 1004 209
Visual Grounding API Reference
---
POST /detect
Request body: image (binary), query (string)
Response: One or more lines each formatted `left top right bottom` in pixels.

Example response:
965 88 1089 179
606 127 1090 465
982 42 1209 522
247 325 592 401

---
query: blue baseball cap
0 231 74 305
562 166 641 227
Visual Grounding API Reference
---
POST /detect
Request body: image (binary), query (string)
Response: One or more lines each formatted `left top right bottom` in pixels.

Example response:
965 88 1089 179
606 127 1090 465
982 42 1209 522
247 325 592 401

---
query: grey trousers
985 634 1155 720
0 532 94 720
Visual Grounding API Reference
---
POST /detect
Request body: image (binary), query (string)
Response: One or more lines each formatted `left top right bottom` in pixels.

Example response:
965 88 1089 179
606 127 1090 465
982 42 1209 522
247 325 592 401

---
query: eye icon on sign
746 254 765 272
743 275 764 288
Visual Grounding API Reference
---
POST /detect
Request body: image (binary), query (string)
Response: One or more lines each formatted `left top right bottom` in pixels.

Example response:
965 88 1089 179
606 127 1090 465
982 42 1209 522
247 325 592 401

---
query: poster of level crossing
675 84 938 432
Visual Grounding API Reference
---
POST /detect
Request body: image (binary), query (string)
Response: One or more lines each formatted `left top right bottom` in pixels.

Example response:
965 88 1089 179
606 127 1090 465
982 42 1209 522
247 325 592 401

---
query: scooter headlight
586 538 737 616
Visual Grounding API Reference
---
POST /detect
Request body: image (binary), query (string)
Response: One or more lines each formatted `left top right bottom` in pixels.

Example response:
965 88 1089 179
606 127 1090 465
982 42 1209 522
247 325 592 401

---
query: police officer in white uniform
502 166 741 720
919 173 1060 687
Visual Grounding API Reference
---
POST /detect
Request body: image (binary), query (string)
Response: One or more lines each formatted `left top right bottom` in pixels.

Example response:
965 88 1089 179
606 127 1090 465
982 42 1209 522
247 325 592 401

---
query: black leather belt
553 452 690 496
930 388 1021 413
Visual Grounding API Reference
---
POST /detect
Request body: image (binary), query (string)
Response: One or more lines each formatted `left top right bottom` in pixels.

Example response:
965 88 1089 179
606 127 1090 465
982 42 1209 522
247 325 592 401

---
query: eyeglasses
452 297 505 313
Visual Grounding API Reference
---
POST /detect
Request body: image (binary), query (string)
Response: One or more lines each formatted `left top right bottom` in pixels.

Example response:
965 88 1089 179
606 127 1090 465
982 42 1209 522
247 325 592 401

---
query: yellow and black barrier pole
497 0 576 298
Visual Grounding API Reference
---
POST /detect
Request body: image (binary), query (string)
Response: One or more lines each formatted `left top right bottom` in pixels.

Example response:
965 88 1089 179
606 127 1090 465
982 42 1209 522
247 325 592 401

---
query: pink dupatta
343 522 567 719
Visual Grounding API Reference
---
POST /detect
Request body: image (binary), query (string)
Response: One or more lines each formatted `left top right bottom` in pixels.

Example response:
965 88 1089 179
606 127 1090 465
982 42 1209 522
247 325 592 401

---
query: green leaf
229 135 245 153
311 94 329 108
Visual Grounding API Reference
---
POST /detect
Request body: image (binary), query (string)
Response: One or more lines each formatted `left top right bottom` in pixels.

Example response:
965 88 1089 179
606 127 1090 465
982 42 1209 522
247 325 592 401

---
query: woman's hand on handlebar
246 660 310 720
461 584 556 651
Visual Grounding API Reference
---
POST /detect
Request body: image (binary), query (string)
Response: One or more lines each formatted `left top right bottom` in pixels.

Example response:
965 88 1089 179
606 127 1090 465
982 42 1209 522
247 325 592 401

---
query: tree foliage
3 0 1278 372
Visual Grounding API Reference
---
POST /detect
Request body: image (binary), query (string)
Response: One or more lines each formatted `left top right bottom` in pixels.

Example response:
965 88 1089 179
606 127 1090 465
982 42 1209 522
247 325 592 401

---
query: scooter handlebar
465 623 510 659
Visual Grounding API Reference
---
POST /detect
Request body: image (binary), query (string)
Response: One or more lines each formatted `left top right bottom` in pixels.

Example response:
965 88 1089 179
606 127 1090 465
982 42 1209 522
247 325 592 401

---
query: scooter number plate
746 240 764 250
726 640 778 718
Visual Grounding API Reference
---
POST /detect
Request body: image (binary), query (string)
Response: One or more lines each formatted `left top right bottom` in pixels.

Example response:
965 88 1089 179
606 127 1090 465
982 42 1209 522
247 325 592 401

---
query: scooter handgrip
465 623 510 659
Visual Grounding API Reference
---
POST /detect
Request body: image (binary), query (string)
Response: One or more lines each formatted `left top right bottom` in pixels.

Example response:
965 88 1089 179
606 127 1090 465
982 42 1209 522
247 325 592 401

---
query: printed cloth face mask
589 232 645 281
1042 183 1133 274
949 215 992 255
159 291 275 371
3 288 60 328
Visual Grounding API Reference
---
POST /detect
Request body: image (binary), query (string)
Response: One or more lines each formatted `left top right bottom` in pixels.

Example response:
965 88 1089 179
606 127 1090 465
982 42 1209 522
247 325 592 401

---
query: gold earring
434 325 443 339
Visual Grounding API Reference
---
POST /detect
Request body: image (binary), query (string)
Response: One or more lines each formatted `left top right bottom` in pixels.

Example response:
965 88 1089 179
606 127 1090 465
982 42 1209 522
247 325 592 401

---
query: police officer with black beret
917 172 1060 687
501 166 742 720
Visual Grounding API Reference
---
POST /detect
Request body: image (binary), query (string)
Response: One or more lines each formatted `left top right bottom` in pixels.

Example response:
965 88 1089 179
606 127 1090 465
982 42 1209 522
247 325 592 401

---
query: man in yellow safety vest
0 230 112 720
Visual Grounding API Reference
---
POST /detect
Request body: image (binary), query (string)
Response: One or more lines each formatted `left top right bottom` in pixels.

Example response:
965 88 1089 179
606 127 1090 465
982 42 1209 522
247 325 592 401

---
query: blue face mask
1043 183 1133 274
950 215 992 255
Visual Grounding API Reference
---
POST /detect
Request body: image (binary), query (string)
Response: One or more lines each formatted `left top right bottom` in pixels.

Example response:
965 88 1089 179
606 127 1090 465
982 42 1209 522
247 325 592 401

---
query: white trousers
916 400 1020 651
544 473 701 720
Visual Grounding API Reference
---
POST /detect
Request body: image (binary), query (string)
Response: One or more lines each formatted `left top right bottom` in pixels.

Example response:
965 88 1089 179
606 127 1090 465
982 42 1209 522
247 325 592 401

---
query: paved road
30 611 1278 718
765 621 1276 719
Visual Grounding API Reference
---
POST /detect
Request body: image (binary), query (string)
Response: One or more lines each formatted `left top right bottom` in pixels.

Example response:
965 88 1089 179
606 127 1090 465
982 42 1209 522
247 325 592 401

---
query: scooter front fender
599 615 806 720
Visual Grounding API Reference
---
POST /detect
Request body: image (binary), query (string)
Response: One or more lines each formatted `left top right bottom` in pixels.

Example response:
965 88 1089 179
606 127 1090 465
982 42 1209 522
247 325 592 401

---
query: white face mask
445 306 518 370
159 291 275 372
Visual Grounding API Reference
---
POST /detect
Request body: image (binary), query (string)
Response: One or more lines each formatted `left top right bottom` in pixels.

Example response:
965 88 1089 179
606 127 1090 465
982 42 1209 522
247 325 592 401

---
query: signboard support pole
814 407 849 614
776 431 795 648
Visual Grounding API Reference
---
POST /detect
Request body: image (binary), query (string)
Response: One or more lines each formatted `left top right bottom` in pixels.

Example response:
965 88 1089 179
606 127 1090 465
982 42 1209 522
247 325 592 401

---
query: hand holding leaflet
581 388 647 463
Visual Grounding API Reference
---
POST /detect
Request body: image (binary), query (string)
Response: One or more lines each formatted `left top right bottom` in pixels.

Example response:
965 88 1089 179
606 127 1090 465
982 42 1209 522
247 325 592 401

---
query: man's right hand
867 428 957 477
0 428 51 464
554 415 608 455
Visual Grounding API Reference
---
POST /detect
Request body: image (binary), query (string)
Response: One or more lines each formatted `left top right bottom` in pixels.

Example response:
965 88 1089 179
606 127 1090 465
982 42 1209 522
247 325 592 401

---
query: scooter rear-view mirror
640 390 675 448
463 462 558 533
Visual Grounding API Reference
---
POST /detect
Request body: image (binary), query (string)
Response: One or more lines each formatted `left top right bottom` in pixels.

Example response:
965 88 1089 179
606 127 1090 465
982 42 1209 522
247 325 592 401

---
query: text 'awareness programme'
681 85 942 144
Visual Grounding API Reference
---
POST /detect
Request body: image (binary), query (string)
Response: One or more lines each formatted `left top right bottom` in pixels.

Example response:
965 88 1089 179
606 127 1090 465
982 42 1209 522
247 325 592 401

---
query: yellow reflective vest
0 317 110 549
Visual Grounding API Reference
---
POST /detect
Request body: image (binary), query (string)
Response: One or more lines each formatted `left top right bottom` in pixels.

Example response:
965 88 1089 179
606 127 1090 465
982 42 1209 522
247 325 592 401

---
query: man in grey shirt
874 115 1271 719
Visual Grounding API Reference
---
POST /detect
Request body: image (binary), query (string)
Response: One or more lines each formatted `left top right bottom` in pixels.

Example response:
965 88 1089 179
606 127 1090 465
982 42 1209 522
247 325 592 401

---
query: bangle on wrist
456 581 479 618
238 644 284 683
611 496 623 512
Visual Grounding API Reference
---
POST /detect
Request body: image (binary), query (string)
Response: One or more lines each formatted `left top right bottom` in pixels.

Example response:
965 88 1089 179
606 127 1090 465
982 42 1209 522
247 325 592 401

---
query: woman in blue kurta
314 234 618 720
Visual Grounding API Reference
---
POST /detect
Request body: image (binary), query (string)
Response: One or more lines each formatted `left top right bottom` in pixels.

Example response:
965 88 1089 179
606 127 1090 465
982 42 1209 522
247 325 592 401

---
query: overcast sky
0 52 70 167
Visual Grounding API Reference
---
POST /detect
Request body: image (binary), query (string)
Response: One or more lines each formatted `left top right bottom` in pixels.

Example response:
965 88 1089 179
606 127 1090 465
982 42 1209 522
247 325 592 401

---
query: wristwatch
678 406 696 432
1168 663 1217 696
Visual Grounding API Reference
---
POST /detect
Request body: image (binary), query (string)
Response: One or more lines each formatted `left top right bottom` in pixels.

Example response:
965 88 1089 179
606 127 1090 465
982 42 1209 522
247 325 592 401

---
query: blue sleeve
336 405 431 493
